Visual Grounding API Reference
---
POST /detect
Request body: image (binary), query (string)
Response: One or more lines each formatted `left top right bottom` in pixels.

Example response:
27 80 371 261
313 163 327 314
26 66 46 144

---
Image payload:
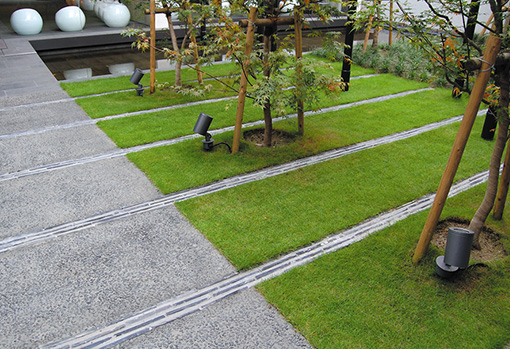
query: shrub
317 38 448 87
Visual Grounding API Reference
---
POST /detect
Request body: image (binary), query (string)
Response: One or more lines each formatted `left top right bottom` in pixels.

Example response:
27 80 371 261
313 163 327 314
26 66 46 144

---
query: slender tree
352 0 510 257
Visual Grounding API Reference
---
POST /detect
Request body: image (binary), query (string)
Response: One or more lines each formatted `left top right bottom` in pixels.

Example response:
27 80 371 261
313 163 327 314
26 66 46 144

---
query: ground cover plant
349 39 440 85
257 183 509 348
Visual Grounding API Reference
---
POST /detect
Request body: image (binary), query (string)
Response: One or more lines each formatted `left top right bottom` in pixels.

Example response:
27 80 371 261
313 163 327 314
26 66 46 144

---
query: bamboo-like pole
480 14 493 36
295 9 304 135
150 0 156 94
239 17 294 27
412 35 502 264
232 7 258 154
363 0 376 51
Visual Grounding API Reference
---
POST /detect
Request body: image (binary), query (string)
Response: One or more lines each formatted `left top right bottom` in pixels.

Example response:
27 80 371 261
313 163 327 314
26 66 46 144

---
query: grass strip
175 116 495 270
69 64 379 119
100 74 428 148
60 62 239 97
75 78 238 119
61 59 375 98
257 184 509 348
127 88 470 193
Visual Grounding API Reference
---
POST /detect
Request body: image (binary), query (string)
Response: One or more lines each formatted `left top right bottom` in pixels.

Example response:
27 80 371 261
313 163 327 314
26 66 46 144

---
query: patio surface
0 4 311 347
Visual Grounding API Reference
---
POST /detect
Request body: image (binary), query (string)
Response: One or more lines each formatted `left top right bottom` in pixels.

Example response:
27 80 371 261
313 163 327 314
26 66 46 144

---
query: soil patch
432 217 507 262
244 128 296 147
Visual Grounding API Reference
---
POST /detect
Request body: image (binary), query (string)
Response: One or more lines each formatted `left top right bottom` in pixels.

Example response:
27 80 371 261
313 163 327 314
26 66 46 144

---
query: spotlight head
130 68 144 97
193 113 214 151
193 112 213 136
130 68 144 85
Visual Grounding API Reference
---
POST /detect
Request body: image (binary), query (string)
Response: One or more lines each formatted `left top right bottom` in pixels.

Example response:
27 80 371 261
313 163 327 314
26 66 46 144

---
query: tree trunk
493 136 510 219
372 26 381 47
187 7 203 85
263 33 273 147
492 66 510 220
469 66 510 248
166 9 182 87
261 0 276 147
175 60 183 87
363 14 373 52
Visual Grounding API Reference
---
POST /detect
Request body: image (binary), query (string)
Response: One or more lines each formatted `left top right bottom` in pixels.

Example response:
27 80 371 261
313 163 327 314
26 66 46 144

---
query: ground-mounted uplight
130 68 144 96
435 227 474 279
193 112 231 152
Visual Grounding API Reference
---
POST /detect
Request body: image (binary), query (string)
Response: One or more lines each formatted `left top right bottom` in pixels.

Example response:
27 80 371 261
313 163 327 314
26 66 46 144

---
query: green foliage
250 53 345 117
350 39 438 85
309 31 345 62
350 0 510 96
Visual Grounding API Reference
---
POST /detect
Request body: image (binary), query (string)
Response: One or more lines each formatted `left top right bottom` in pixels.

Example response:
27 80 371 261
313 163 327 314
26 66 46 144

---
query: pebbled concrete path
0 16 310 348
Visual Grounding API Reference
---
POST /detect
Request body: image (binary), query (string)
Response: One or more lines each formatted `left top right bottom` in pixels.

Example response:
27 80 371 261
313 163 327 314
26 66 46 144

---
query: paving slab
0 11 311 348
0 125 118 174
0 207 237 347
0 98 85 135
0 157 160 239
0 89 69 109
120 289 311 349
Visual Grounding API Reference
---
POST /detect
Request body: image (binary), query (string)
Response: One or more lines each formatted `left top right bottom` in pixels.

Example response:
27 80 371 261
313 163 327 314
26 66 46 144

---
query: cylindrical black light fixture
435 226 474 278
130 68 144 85
193 113 214 151
130 68 144 96
444 227 474 269
193 112 213 136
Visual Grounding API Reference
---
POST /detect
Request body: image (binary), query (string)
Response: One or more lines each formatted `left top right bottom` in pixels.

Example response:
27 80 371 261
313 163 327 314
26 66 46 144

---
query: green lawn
60 62 241 97
128 88 469 194
257 183 510 348
176 116 494 270
97 74 428 148
67 64 376 119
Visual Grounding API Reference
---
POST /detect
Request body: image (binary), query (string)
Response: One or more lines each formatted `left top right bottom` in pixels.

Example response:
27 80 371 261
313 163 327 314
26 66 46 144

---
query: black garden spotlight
130 68 144 96
435 227 475 279
193 112 231 152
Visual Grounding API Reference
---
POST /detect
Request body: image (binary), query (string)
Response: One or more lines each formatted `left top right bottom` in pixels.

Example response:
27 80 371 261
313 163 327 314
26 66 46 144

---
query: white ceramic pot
55 6 86 32
93 0 101 17
10 8 43 35
108 62 135 75
102 2 130 27
82 0 96 11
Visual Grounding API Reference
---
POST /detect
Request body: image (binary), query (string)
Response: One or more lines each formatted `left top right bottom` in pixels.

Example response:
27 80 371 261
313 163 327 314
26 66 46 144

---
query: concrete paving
0 5 310 348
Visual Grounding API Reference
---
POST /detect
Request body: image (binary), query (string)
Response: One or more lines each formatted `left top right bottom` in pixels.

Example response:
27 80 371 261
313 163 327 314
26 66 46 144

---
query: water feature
38 33 337 81
38 45 164 81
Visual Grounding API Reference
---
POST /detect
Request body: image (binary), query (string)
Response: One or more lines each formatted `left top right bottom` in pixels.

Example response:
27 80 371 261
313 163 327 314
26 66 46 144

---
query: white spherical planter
93 0 102 17
55 6 86 32
102 3 130 28
10 8 43 35
82 0 96 11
